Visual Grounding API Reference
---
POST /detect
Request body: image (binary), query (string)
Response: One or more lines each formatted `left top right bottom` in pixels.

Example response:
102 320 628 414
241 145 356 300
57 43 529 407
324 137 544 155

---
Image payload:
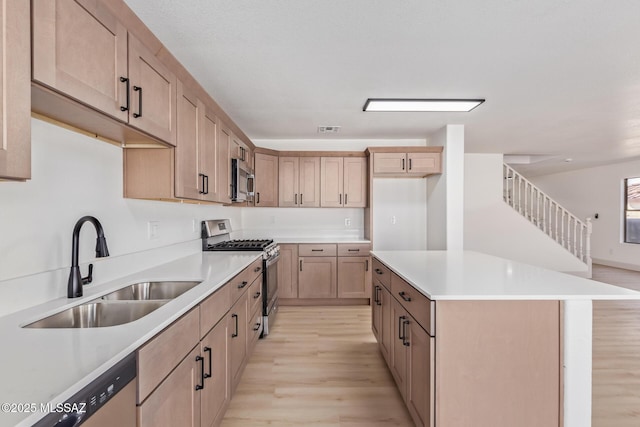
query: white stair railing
503 164 592 268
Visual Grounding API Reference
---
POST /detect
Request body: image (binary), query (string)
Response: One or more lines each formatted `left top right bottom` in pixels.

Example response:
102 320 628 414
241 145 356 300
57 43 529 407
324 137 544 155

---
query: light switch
148 221 160 240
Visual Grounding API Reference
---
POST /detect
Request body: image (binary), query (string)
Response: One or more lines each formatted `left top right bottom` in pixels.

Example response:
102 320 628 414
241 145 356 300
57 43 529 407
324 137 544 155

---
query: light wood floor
220 306 414 427
592 264 640 427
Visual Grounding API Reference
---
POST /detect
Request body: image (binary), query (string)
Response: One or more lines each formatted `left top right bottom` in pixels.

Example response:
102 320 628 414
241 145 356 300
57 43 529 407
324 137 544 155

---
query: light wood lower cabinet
278 244 298 299
228 295 248 395
337 256 369 298
390 298 410 401
200 319 229 427
298 256 337 298
406 317 434 427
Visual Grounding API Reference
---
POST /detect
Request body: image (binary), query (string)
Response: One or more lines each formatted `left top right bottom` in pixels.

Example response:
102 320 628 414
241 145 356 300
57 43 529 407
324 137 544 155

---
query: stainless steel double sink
24 281 201 329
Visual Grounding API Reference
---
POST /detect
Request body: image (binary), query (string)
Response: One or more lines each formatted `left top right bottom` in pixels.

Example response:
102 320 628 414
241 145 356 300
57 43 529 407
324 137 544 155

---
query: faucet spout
68 216 110 298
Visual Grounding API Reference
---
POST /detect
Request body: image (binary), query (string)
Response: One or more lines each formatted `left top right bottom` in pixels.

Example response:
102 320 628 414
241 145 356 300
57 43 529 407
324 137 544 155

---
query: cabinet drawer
248 275 263 317
372 258 391 290
200 284 231 339
299 244 337 257
229 258 263 304
391 273 434 336
337 243 371 257
137 307 200 403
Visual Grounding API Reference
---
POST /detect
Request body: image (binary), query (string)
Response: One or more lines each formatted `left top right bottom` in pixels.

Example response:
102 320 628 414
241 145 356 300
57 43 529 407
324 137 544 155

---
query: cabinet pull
203 347 212 379
132 86 142 118
365 259 369 271
299 259 303 271
398 315 406 340
119 77 130 111
345 194 348 205
300 193 303 205
204 175 209 194
402 158 405 170
399 291 412 302
253 321 261 331
348 249 360 252
377 286 382 305
409 158 412 170
238 281 248 289
375 268 384 275
311 249 324 252
195 355 205 390
256 192 260 204
374 285 381 305
254 266 262 273
295 194 298 205
339 194 342 204
253 291 261 299
402 319 410 346
231 314 239 338
199 173 206 194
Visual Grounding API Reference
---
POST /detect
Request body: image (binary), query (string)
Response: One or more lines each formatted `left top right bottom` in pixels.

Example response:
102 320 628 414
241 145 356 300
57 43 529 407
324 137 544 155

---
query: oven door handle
265 253 280 267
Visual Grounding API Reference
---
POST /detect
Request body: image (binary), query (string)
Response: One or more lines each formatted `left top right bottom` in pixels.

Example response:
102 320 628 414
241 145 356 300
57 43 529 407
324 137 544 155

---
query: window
624 177 640 243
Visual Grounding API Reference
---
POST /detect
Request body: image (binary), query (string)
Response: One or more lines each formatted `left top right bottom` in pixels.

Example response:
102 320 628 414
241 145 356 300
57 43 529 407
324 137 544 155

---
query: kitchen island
370 250 640 427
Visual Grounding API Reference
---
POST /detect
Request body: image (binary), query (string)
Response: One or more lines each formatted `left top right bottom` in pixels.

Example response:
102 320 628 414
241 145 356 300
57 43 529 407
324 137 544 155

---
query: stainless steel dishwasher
33 353 136 427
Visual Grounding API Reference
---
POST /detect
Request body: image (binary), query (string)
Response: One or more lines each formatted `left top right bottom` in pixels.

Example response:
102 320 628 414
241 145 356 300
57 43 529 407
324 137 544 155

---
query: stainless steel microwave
231 158 254 202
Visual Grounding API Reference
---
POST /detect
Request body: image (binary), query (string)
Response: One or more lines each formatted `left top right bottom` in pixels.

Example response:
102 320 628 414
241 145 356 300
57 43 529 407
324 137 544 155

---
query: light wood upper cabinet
321 157 367 207
201 105 220 202
372 150 442 177
254 153 279 207
32 0 129 123
279 156 320 207
217 122 232 204
175 82 202 200
127 33 177 145
231 134 251 170
0 0 30 181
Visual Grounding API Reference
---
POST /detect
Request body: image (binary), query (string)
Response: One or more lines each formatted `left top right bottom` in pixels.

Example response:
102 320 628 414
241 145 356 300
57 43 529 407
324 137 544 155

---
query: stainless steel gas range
201 219 279 337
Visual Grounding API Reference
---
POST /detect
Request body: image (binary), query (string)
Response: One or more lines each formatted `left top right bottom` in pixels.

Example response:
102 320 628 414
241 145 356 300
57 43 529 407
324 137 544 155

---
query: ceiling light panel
363 98 485 112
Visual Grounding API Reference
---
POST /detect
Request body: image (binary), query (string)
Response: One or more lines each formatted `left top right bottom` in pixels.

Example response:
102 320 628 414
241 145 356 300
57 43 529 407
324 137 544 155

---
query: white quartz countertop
275 237 371 244
0 252 261 427
371 250 640 300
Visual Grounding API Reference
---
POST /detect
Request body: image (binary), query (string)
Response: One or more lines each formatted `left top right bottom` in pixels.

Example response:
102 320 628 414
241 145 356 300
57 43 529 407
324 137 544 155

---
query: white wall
530 159 640 271
0 119 242 315
465 154 587 273
373 179 427 250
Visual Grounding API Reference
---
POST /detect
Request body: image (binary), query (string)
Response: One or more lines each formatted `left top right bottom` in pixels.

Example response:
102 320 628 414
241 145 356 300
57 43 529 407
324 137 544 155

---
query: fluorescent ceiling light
363 98 485 112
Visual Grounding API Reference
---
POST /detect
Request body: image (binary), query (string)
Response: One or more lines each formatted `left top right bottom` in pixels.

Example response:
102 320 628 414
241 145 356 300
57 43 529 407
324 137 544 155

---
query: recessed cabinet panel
373 152 407 175
343 157 367 207
299 157 321 207
254 153 279 207
201 106 219 202
407 152 441 175
337 256 369 298
298 257 337 298
278 244 299 299
278 157 299 207
175 82 200 199
320 157 343 207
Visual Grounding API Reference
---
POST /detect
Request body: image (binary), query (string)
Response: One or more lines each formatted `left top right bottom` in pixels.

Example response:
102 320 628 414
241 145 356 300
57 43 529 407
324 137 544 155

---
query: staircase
503 164 592 273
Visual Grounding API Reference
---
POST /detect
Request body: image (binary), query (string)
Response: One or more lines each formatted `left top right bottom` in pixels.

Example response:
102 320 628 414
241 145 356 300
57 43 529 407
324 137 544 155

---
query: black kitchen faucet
67 216 110 298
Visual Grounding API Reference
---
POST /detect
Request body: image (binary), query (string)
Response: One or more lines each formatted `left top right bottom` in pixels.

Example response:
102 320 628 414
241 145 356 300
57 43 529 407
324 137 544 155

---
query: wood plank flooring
592 264 640 427
220 306 413 427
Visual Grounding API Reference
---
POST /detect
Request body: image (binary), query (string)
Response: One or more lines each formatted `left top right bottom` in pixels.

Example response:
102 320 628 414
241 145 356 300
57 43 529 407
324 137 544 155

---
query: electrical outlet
391 216 397 225
345 218 351 228
147 221 160 240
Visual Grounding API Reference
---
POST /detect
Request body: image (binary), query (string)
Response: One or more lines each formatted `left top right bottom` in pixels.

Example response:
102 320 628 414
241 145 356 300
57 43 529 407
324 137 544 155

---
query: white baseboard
592 257 640 273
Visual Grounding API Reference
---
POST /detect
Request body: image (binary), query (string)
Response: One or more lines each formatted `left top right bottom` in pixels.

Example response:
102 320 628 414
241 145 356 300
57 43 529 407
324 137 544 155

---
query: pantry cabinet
320 157 367 207
253 153 279 207
0 0 30 181
278 157 321 207
32 0 177 146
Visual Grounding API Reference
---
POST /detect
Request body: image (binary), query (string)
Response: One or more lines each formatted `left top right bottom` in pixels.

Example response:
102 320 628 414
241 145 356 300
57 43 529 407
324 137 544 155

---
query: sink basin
24 301 168 328
100 281 201 301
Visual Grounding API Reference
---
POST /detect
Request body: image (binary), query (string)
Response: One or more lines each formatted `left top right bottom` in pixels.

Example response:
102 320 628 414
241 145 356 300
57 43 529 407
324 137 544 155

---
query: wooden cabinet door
128 33 177 146
254 153 279 207
407 152 441 176
390 299 409 400
278 157 299 207
337 256 369 298
228 296 248 394
0 0 30 180
320 157 344 207
299 157 321 207
373 152 406 174
200 106 219 202
380 286 393 363
200 319 229 427
298 257 337 298
32 0 128 123
372 281 383 341
174 81 201 200
406 320 434 427
343 157 367 207
217 122 232 203
278 244 299 298
138 346 201 427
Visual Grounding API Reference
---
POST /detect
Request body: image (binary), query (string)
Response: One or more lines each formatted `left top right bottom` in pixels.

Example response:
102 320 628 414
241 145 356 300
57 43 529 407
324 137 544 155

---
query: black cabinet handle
132 86 142 118
409 158 412 170
300 193 303 205
348 249 360 252
373 285 378 304
345 194 348 205
399 291 412 302
256 192 260 204
204 175 209 194
311 249 324 252
253 291 261 299
295 194 298 205
375 268 383 275
365 259 369 271
195 355 205 390
339 194 342 204
199 173 206 194
254 266 262 273
402 158 405 170
398 315 406 340
203 347 212 379
253 321 261 331
119 77 130 111
238 281 248 289
231 314 239 338
402 319 410 346
299 259 303 271
376 286 382 305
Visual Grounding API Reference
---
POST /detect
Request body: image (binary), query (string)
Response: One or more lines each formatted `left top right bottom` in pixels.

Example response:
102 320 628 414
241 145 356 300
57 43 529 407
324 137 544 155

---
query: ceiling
124 0 640 176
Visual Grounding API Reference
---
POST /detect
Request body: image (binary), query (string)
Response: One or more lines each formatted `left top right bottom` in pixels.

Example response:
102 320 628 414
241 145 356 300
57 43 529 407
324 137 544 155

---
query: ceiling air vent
318 126 341 134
